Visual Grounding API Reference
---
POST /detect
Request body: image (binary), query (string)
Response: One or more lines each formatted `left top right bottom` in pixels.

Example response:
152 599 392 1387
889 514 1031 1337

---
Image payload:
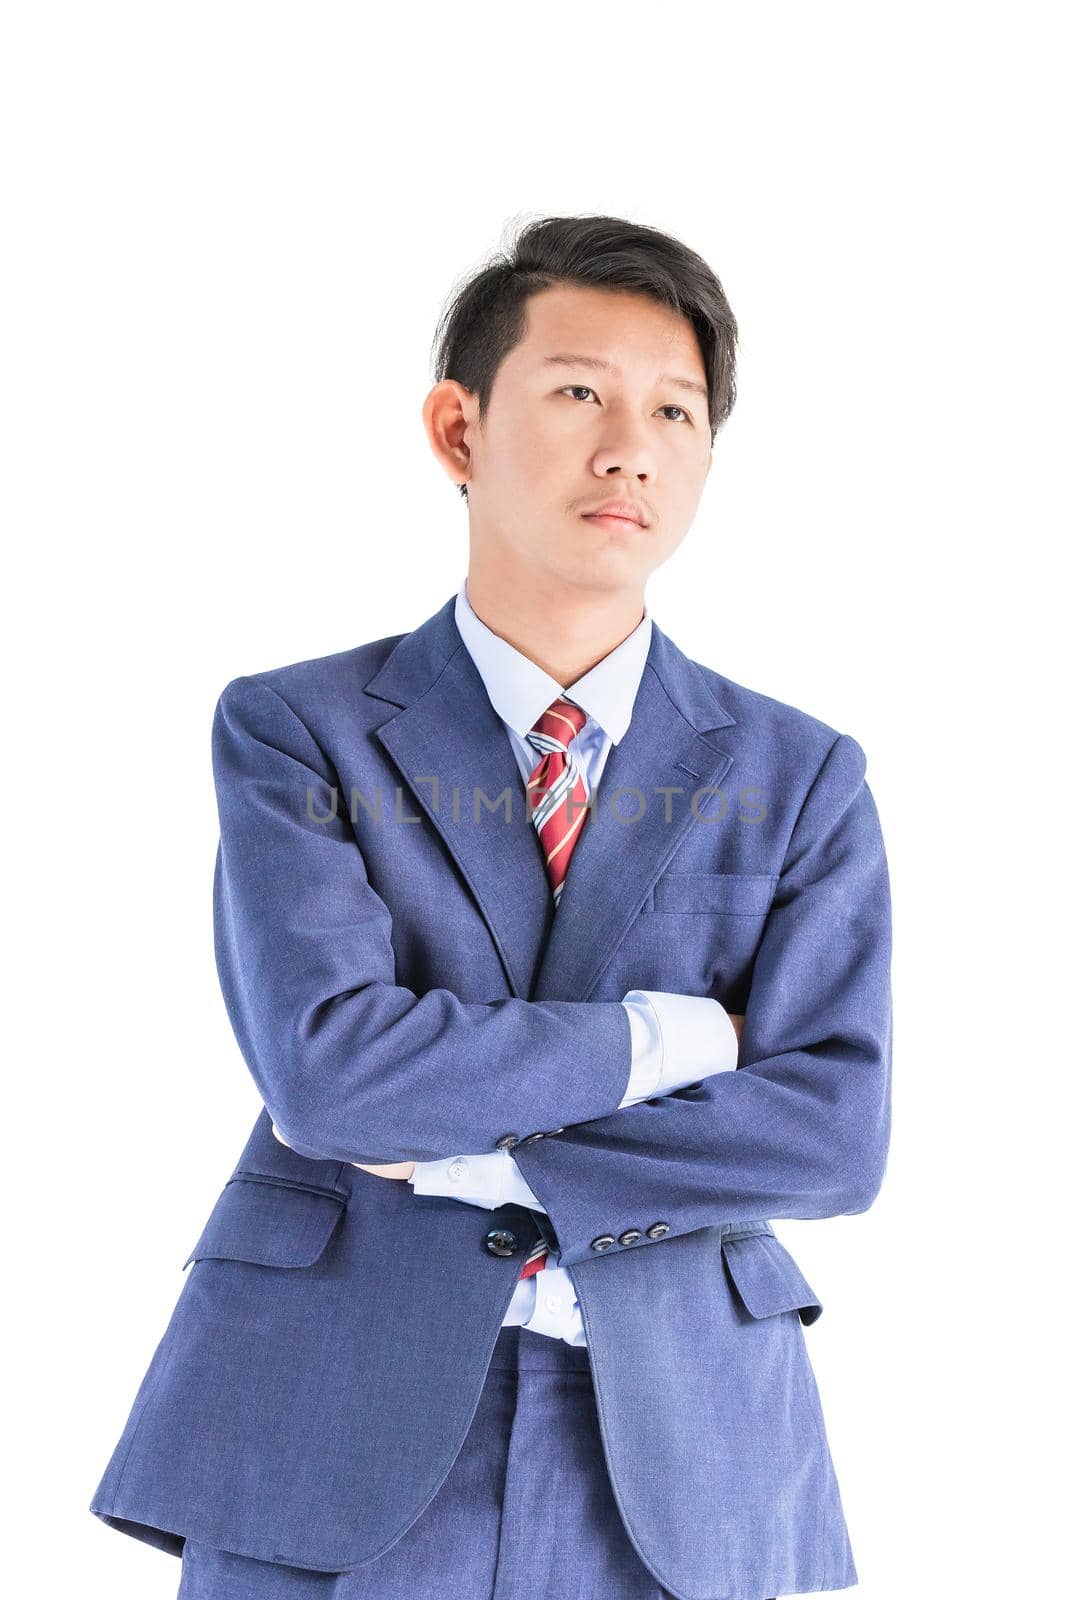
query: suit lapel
363 593 736 1004
531 628 735 1001
366 596 555 1000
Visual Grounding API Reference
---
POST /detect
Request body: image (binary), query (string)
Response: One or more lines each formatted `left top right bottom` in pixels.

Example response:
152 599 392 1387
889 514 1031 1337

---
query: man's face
454 282 713 597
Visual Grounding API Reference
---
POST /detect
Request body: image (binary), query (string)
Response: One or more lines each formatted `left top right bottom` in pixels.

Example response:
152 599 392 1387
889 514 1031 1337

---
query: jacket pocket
649 871 778 915
721 1228 823 1325
182 1173 346 1270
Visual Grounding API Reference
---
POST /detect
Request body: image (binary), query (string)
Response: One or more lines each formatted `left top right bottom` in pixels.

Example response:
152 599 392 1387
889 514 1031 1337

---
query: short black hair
430 213 740 499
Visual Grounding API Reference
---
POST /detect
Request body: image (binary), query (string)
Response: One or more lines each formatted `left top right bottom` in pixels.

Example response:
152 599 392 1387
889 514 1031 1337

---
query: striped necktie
526 694 592 904
517 694 592 1279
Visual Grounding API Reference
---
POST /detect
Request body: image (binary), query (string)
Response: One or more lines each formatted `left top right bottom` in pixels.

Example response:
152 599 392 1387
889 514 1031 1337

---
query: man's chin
557 555 649 594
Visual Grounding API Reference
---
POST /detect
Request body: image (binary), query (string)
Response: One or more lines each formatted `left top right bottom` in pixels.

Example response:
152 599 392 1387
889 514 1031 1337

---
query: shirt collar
453 577 652 746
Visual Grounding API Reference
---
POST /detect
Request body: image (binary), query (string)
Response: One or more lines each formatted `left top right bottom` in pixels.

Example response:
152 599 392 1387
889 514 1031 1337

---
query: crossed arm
343 1005 746 1184
216 677 892 1271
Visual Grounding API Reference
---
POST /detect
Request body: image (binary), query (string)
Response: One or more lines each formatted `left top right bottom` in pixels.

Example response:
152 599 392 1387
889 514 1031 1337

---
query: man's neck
464 574 646 688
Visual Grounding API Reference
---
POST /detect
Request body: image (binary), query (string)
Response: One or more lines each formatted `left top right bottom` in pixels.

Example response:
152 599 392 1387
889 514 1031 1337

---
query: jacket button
591 1234 615 1252
618 1229 641 1246
646 1222 670 1239
495 1133 520 1151
485 1229 519 1257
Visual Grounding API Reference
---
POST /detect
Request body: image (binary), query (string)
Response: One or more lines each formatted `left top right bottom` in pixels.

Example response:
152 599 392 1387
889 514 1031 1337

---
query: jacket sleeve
211 674 633 1163
403 993 739 1206
510 731 893 1270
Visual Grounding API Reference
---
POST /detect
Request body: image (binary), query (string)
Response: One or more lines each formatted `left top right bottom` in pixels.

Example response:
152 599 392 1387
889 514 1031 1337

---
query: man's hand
728 1012 745 1046
350 1160 416 1179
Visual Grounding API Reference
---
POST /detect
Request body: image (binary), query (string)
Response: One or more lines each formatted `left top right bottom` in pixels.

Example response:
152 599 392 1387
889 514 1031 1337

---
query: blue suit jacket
90 593 893 1600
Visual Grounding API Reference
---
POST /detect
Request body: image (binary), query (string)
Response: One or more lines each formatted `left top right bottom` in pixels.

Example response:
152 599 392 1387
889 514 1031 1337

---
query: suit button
646 1222 670 1239
485 1229 519 1258
495 1133 520 1151
591 1234 615 1252
618 1229 641 1246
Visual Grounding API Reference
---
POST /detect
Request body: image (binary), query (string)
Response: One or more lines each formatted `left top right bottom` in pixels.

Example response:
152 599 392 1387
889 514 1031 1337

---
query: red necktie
526 695 591 904
517 695 592 1278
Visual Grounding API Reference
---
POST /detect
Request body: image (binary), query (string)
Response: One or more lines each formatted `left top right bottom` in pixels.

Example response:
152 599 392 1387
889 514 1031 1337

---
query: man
90 214 892 1600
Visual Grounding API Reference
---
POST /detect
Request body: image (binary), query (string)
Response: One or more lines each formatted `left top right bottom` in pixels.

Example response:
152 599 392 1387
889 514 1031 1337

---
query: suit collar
364 590 734 735
364 592 736 1002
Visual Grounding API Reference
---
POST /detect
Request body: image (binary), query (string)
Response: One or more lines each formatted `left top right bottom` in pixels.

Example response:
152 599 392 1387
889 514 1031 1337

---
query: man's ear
422 379 477 490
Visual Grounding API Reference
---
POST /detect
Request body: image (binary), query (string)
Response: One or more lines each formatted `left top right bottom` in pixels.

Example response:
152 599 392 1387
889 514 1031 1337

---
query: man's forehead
516 287 703 376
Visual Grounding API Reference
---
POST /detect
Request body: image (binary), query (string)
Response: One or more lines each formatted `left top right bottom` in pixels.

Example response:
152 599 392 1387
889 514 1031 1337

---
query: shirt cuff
408 1150 547 1211
621 990 738 1103
619 992 664 1107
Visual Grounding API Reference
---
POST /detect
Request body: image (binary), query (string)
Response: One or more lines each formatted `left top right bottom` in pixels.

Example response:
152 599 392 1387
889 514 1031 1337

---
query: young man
90 214 893 1600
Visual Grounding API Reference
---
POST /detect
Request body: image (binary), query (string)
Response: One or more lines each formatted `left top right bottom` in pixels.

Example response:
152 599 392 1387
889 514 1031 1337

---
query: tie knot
529 696 587 748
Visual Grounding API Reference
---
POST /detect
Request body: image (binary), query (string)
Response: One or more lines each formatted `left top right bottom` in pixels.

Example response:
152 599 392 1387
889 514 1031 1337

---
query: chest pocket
646 871 778 916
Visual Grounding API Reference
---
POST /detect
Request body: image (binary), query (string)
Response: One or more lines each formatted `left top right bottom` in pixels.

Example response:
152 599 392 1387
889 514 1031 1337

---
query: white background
4 3 1061 1595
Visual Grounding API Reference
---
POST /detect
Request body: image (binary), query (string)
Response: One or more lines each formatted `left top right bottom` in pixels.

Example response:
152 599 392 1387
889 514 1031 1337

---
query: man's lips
581 511 646 528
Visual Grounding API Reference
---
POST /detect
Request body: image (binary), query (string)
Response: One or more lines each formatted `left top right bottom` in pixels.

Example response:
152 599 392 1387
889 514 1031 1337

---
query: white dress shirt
273 579 738 1345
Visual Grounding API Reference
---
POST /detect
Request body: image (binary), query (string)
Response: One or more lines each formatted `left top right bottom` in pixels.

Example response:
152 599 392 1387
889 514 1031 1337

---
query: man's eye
560 386 691 424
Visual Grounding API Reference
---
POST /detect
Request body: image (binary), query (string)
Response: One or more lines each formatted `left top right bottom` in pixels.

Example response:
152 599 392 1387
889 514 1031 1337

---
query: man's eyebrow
540 352 708 401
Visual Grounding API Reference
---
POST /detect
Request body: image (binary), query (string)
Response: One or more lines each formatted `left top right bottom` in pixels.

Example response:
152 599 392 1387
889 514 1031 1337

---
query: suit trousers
176 1322 692 1600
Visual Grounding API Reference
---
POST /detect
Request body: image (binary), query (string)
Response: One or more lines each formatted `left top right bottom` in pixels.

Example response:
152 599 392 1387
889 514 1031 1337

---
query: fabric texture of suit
89 590 893 1600
395 578 743 1346
177 1324 683 1599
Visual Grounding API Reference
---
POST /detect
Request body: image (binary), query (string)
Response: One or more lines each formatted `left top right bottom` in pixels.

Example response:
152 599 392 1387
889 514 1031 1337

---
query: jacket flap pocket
722 1232 823 1324
652 872 778 915
182 1175 345 1270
